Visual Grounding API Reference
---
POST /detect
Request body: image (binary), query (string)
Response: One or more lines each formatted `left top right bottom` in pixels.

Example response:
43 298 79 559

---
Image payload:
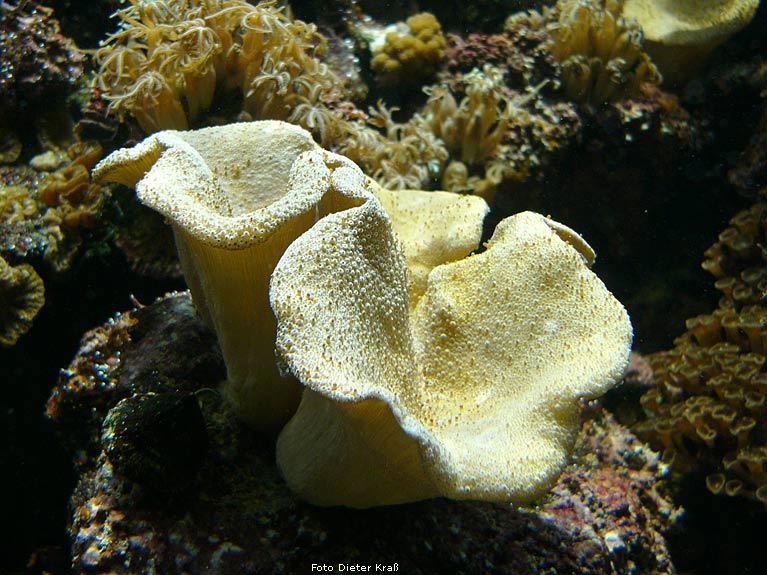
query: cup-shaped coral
93 121 353 428
622 0 760 84
273 199 633 507
93 118 632 507
92 120 490 429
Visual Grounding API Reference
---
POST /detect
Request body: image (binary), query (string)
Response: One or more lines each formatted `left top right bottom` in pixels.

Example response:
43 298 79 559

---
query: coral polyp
507 0 662 106
93 0 338 133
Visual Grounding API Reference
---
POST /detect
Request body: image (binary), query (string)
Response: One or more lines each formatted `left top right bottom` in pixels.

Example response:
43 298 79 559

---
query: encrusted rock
51 292 675 574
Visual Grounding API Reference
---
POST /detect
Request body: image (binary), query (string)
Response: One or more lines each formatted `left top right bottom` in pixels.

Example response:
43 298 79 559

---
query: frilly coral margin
273 210 632 508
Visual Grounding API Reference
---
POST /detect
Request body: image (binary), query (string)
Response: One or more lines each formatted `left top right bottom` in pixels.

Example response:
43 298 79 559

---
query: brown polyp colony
637 202 767 510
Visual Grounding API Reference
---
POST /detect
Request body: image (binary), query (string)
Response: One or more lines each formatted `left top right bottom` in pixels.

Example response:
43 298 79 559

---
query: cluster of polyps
94 0 336 133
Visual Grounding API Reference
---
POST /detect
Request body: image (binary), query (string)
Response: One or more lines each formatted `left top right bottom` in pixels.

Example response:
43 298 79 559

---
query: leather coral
93 120 632 507
272 198 633 507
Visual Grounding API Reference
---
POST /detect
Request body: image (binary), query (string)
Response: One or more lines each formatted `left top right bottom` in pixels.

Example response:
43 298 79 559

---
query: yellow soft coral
335 102 448 190
508 0 662 105
638 312 767 509
0 185 40 225
95 3 451 188
623 0 760 84
371 12 446 87
424 66 510 166
93 0 338 133
420 65 547 200
94 120 632 508
37 142 106 230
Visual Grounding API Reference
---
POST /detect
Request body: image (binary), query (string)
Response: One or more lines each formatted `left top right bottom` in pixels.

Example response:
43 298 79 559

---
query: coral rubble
730 103 767 195
101 391 208 496
46 293 224 454
543 409 680 575
443 22 559 92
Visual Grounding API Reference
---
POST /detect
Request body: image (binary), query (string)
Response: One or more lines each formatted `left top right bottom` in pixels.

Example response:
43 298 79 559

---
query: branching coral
93 0 339 133
370 12 447 87
636 202 767 510
507 0 662 106
0 255 45 347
